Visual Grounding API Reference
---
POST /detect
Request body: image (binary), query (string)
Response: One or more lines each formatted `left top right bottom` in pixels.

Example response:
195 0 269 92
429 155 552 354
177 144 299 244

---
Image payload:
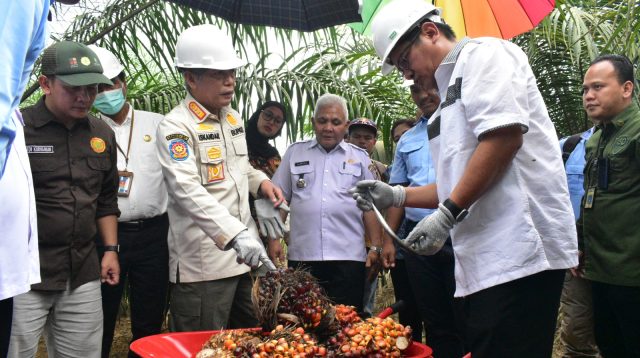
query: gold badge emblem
197 123 215 131
207 163 225 182
80 57 91 66
188 101 206 120
207 146 222 160
143 135 151 142
90 137 106 153
226 113 238 126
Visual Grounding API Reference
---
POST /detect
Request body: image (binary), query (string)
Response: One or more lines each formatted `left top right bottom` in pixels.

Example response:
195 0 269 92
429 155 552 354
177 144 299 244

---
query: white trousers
9 280 103 358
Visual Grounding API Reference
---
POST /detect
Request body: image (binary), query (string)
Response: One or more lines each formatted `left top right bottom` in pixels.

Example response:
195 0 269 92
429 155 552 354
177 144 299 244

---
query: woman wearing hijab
246 101 287 247
246 101 286 177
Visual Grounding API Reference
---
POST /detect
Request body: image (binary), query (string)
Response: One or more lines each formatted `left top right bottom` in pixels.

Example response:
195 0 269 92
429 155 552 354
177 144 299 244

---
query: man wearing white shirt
0 110 40 357
90 45 169 358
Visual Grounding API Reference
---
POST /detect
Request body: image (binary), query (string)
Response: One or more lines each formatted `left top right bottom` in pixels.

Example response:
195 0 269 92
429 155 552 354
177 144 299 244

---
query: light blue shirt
0 0 50 178
389 116 437 222
559 127 594 219
272 139 374 262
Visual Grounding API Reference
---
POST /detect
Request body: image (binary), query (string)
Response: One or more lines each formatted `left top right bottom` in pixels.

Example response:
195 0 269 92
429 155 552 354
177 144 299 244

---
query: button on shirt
0 110 40 300
559 128 594 219
0 0 50 177
430 37 577 297
271 140 375 262
99 105 168 222
389 116 436 222
156 94 268 283
22 97 120 291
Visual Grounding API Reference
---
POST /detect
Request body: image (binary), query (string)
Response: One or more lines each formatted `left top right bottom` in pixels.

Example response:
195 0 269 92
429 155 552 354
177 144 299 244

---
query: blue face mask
93 88 126 115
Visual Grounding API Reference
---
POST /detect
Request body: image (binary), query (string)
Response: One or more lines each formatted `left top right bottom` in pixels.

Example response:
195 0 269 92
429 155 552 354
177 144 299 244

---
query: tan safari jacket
156 94 269 283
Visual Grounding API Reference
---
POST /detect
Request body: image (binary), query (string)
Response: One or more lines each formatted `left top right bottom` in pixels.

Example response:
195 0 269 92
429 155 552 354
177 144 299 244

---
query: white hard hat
371 0 442 75
174 24 246 70
88 45 125 80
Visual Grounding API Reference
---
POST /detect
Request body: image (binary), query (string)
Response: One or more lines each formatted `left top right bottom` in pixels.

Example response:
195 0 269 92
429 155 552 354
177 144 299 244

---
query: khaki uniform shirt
156 94 268 283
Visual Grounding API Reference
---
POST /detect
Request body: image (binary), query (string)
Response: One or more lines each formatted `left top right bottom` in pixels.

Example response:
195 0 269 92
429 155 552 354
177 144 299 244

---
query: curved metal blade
370 204 420 256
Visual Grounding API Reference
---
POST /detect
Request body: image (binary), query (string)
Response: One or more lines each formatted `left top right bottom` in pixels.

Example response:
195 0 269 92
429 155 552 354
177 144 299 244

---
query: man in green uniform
577 54 640 357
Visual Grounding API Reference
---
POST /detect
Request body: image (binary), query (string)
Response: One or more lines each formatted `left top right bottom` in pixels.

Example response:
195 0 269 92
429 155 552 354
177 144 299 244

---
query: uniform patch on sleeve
169 139 189 161
90 137 106 153
207 163 225 182
188 101 206 120
165 133 189 141
226 113 238 126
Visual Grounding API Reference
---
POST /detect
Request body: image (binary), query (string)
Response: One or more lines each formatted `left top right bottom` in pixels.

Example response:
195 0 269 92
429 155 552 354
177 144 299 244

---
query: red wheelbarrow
131 302 433 358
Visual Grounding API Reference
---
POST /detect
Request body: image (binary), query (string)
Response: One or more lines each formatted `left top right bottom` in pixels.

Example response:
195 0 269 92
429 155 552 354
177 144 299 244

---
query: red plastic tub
130 329 433 358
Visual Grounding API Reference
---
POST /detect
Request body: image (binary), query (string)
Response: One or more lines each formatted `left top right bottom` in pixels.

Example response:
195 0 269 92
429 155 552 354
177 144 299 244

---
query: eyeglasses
385 26 422 77
261 109 284 125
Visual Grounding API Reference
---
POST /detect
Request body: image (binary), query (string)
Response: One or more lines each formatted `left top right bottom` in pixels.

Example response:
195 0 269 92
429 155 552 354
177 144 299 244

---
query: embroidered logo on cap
80 57 91 66
188 101 206 120
90 137 106 153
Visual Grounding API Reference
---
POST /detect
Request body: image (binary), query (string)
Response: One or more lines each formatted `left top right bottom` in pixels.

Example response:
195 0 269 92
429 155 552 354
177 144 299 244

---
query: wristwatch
443 198 469 223
369 246 382 255
104 245 120 253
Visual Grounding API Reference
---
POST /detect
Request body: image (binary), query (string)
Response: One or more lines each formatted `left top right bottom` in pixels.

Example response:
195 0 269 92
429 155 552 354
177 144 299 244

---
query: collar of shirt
30 96 92 130
183 93 221 123
98 103 133 127
440 37 473 66
597 103 640 129
307 138 349 153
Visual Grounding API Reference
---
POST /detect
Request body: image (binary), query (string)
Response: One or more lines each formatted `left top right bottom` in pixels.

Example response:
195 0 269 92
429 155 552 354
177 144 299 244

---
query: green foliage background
24 0 640 148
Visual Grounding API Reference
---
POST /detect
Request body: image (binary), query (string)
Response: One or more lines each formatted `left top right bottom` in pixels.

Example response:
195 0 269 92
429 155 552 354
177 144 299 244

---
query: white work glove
348 180 406 212
254 198 290 240
405 203 455 255
230 230 276 270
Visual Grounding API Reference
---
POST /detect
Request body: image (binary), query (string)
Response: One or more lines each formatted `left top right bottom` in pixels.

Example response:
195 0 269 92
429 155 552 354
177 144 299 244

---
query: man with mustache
156 24 284 332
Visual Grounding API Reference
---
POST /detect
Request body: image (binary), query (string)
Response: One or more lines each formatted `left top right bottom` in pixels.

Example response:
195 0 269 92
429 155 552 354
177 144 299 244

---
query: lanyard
115 110 135 170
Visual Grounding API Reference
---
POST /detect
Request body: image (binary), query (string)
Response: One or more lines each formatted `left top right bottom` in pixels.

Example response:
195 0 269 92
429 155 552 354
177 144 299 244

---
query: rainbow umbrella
349 0 555 39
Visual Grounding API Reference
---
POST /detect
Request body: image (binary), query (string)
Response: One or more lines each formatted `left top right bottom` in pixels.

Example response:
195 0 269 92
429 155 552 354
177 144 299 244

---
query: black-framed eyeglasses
385 25 422 76
261 109 284 125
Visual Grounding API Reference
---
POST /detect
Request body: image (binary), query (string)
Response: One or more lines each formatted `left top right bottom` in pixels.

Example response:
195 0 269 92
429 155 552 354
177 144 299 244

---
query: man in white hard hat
156 24 285 332
89 45 169 357
350 1 578 357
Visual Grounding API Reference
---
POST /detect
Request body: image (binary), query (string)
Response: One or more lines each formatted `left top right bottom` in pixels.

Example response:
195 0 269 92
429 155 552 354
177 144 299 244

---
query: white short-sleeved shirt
430 37 578 297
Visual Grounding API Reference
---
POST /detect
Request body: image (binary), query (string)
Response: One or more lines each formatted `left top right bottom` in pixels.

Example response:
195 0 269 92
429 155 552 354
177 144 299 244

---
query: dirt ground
34 275 565 357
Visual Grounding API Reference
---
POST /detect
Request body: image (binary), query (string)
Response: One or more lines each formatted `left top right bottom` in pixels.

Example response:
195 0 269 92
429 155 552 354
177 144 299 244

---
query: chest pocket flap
565 164 584 175
339 162 362 177
232 138 248 156
398 138 425 153
87 156 111 171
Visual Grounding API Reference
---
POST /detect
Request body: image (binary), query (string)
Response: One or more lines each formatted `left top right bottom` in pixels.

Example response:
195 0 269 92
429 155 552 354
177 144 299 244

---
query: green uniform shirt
580 103 640 286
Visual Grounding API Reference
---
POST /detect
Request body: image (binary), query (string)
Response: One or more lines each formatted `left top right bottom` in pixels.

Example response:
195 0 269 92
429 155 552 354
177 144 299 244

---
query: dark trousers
403 219 466 358
98 214 169 358
0 297 12 358
591 281 640 357
465 269 565 358
390 259 425 342
289 260 365 313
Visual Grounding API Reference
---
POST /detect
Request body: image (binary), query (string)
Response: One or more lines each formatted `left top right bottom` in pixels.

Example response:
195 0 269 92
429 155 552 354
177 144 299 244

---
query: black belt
119 213 168 231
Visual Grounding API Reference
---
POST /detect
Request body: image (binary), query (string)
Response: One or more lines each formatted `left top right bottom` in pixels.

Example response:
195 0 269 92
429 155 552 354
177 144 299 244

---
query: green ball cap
41 41 113 86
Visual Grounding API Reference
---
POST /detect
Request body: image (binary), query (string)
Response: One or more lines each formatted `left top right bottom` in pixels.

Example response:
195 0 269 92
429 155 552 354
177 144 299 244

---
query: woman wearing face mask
246 101 287 247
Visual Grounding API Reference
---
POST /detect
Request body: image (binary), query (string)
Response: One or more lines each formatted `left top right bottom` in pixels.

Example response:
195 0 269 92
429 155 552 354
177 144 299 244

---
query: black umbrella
165 0 363 32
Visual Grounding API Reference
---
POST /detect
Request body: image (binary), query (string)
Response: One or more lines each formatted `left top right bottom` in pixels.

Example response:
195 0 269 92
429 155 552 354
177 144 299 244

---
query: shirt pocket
29 157 64 190
399 139 425 175
86 156 112 193
232 137 248 156
608 154 632 193
198 146 225 185
565 164 584 196
290 165 314 199
338 162 362 190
